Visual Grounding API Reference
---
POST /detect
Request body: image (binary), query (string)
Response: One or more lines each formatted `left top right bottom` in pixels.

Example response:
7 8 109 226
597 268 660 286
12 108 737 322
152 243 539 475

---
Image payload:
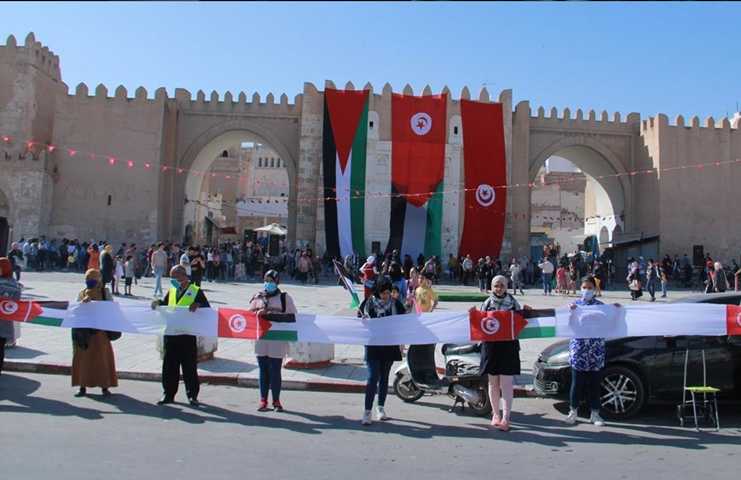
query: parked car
532 292 741 420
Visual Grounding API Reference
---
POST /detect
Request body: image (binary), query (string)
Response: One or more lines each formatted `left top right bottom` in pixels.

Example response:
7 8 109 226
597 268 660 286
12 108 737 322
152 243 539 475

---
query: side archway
529 136 633 236
173 119 298 247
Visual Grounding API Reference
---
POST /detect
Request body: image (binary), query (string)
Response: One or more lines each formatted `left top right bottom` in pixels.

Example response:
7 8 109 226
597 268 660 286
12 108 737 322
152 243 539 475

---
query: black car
532 292 741 420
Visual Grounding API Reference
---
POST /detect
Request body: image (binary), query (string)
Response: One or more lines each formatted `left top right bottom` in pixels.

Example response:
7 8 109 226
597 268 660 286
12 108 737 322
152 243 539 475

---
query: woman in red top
360 255 378 299
87 244 101 271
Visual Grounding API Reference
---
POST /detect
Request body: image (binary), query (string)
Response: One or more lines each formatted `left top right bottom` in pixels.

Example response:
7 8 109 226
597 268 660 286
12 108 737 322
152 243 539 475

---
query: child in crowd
556 265 566 295
124 255 135 296
415 272 438 313
405 267 420 312
114 255 124 294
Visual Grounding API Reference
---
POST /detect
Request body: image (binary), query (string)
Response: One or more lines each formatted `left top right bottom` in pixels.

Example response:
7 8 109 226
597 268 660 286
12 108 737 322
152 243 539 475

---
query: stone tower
0 32 66 248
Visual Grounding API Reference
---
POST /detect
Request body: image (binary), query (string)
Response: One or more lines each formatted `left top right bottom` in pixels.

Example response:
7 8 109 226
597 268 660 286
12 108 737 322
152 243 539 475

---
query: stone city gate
4 33 741 265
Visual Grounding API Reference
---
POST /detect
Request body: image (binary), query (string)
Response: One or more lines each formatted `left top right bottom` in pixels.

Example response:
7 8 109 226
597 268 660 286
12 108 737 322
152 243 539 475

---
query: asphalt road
1 372 739 480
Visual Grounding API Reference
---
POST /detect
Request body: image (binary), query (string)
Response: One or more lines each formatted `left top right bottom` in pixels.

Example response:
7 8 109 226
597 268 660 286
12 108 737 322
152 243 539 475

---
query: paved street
1 372 739 480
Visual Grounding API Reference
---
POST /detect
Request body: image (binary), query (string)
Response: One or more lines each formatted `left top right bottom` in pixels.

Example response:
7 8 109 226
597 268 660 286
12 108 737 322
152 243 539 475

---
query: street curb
3 360 533 397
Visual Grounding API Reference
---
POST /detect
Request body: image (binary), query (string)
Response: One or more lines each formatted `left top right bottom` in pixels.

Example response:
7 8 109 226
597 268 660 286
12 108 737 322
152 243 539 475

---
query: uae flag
323 88 370 259
458 99 507 262
387 93 447 260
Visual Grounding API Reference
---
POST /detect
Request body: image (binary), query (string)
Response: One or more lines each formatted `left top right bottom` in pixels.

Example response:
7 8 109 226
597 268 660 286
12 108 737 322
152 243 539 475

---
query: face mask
85 280 98 289
581 288 596 301
264 282 277 293
171 279 181 289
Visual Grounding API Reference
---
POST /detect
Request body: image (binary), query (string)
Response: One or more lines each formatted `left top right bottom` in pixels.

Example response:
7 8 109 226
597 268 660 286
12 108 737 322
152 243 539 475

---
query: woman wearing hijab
468 275 531 431
0 257 21 377
71 269 118 397
357 277 406 426
100 244 115 294
564 275 621 426
248 269 298 412
360 255 378 300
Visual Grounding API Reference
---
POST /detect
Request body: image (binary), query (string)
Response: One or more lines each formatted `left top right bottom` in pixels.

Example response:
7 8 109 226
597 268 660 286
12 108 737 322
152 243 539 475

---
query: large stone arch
0 179 17 223
529 135 634 234
173 119 298 247
0 181 15 254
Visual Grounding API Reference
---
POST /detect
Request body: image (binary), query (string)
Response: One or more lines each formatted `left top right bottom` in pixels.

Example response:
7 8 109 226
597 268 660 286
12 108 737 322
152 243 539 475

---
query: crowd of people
2 238 737 429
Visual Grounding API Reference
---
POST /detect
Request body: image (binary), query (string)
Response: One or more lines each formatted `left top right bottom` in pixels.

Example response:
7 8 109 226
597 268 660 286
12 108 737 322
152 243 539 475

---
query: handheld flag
333 259 360 308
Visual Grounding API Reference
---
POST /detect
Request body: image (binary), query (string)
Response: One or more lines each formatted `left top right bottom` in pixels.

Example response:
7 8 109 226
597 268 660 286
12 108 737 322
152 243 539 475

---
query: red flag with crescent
0 298 44 323
469 310 528 341
726 305 741 335
217 308 272 339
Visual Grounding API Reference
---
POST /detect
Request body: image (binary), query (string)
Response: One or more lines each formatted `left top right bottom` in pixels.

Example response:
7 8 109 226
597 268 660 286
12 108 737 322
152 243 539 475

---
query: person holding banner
151 265 210 407
468 275 531 431
358 277 407 426
71 269 118 397
564 276 621 426
249 269 297 413
0 257 21 378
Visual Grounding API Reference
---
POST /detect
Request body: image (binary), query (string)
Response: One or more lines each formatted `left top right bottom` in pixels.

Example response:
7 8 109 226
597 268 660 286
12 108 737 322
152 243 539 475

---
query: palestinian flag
323 88 370 259
458 99 507 262
386 93 446 260
332 259 360 308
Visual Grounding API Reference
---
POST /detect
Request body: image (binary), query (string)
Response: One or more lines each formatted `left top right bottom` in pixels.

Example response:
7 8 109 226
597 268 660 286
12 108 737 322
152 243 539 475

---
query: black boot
74 387 87 397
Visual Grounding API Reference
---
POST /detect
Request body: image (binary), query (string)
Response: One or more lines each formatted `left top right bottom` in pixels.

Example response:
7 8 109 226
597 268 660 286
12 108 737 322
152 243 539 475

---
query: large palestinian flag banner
386 93 447 260
323 88 370 259
458 99 507 262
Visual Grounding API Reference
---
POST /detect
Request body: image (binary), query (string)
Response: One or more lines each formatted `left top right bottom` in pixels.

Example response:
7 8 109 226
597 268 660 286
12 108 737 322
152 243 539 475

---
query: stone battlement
642 113 741 131
317 80 509 104
0 33 61 82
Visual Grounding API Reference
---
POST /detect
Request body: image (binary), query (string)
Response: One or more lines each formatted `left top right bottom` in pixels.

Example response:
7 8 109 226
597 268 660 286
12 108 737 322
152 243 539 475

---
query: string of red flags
3 133 740 225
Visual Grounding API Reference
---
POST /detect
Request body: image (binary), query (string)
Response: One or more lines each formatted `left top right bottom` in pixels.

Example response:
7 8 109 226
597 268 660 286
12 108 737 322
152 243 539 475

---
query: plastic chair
677 347 720 431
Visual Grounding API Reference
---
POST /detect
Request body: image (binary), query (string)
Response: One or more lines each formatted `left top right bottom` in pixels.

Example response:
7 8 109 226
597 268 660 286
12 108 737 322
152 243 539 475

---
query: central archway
176 120 298 248
529 136 632 256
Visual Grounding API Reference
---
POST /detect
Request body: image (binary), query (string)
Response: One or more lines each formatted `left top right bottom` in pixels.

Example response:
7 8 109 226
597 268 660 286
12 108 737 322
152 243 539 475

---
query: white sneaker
590 412 606 427
376 406 388 421
565 409 578 424
362 410 372 426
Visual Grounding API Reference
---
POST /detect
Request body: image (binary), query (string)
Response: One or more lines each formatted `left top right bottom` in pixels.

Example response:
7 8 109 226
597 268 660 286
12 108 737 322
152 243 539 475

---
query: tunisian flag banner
458 100 507 262
387 93 447 260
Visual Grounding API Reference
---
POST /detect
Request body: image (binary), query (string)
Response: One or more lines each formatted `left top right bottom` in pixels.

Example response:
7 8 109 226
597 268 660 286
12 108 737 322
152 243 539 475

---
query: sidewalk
4 271 678 397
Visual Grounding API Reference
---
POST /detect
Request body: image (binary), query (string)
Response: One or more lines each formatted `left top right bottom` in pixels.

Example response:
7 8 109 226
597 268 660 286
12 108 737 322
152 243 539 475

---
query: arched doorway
181 130 293 250
528 138 631 264
0 187 11 254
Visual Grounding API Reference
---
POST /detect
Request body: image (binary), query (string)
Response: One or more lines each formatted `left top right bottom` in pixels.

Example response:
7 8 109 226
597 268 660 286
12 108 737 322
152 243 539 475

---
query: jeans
257 356 283 402
570 369 601 412
365 359 395 411
154 266 165 296
542 272 553 294
647 279 656 299
661 281 667 297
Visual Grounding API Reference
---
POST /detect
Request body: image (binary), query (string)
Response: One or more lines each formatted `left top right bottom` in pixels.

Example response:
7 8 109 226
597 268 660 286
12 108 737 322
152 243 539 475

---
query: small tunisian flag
0 298 44 323
726 305 741 335
469 310 528 341
217 308 270 339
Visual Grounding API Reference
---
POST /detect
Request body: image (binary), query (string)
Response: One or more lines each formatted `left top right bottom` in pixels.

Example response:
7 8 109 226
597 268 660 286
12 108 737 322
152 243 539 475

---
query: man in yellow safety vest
151 265 210 406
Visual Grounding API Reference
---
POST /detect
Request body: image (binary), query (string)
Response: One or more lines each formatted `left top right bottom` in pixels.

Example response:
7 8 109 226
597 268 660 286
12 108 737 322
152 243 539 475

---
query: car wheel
599 366 645 420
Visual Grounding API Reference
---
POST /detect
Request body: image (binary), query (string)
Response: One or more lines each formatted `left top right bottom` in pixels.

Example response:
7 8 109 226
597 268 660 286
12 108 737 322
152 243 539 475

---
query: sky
3 2 741 121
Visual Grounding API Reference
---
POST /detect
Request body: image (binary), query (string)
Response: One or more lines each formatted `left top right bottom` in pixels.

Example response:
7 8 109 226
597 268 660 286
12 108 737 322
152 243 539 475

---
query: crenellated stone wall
4 31 741 264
